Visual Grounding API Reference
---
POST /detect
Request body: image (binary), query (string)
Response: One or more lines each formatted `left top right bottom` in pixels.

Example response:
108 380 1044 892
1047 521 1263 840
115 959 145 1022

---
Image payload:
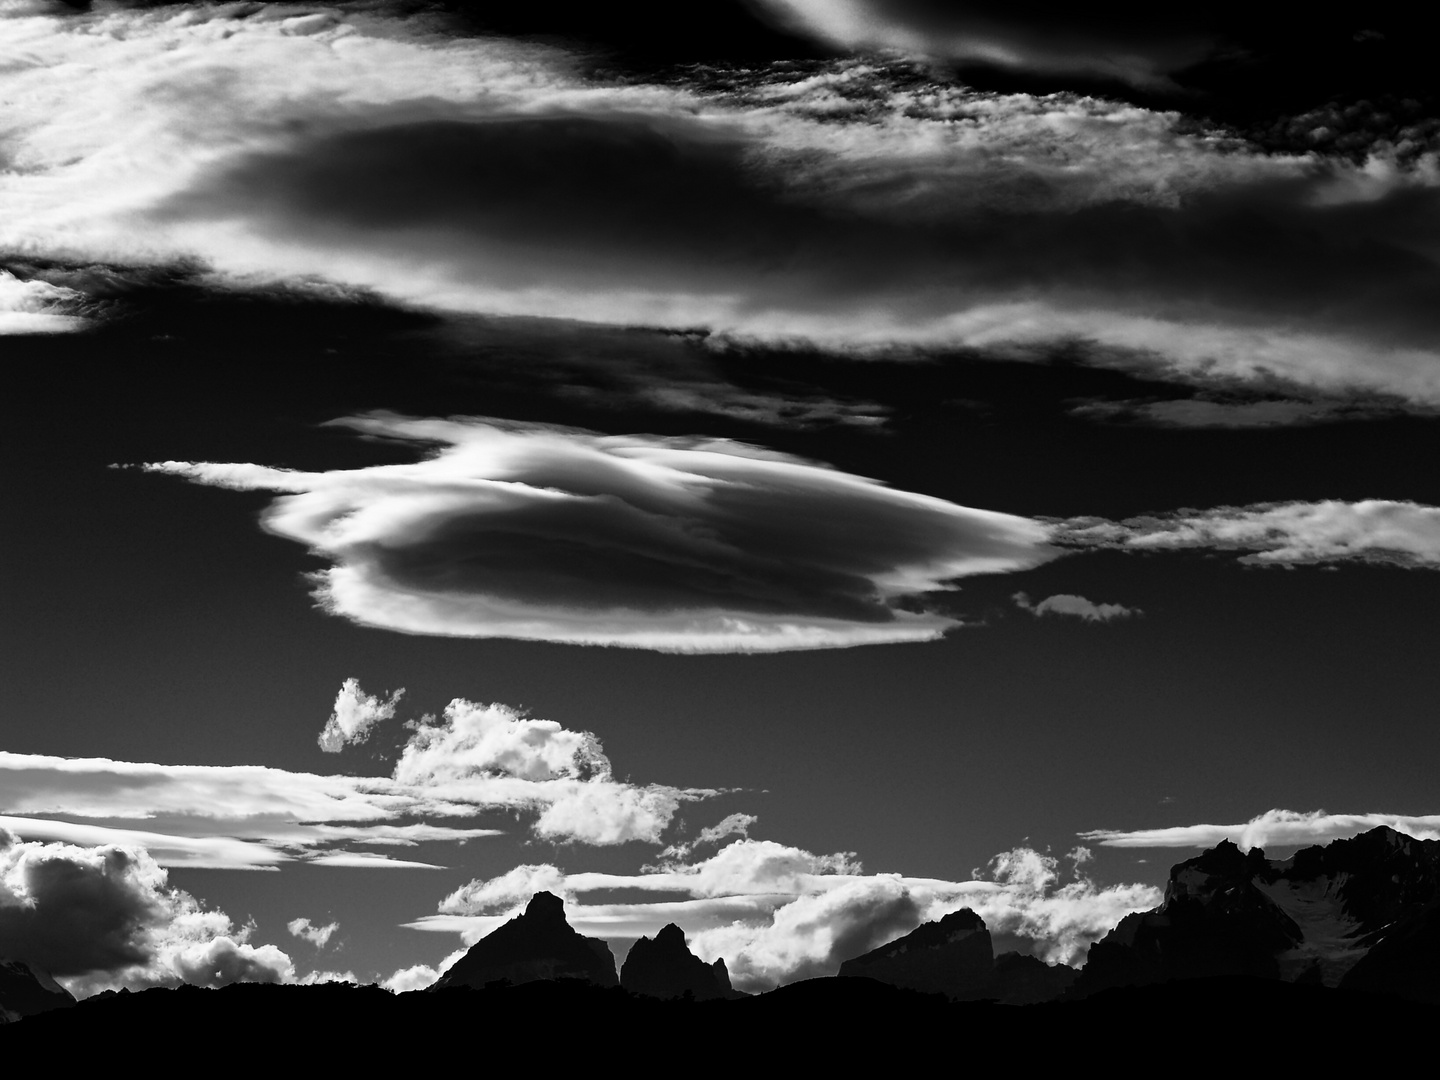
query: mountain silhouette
432 891 618 990
838 908 993 997
620 923 738 1000
0 959 74 1023
837 907 1076 1003
1072 825 1440 1001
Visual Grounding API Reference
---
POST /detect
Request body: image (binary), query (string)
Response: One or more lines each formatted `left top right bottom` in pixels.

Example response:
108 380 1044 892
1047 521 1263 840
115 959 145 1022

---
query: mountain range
4 826 1438 1033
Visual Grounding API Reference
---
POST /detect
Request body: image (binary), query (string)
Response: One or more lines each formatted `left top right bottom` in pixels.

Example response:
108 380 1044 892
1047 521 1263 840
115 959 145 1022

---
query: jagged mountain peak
620 922 735 1000
433 891 617 991
1072 826 1440 1003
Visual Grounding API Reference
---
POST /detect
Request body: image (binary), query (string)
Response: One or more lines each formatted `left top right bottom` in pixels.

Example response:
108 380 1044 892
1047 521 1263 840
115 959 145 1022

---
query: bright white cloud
749 0 1217 87
381 946 467 993
412 838 1161 992
0 830 294 997
1081 809 1440 852
1013 592 1140 622
0 695 716 868
287 917 339 949
0 270 90 334
318 677 403 752
1053 500 1440 569
3 7 1438 408
142 412 1054 652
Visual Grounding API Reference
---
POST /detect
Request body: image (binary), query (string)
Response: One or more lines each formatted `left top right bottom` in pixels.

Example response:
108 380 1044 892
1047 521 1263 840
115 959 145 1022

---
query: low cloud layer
1053 500 1440 569
0 830 294 995
1013 592 1139 622
414 838 1161 992
1082 808 1440 852
144 412 1054 652
0 687 715 868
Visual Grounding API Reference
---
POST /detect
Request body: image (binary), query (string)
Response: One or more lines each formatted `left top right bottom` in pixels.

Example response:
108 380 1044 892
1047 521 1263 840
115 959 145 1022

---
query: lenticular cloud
143 413 1054 652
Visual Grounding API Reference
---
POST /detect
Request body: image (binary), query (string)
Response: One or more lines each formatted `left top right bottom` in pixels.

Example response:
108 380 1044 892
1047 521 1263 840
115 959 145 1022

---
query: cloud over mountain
0 830 293 995
144 413 1054 651
1082 809 1440 851
415 838 1161 992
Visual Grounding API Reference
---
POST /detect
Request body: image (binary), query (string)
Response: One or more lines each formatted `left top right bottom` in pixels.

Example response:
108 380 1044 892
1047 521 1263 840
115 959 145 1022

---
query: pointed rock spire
433 891 617 990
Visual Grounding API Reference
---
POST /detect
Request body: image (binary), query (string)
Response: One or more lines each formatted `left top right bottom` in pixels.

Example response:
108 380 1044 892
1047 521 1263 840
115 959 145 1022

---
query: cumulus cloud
318 678 403 752
0 270 91 334
0 694 717 867
1081 808 1440 852
1052 500 1440 569
382 946 467 993
4 7 1440 409
1013 592 1139 622
287 917 339 949
412 837 1161 992
143 412 1054 652
0 831 294 996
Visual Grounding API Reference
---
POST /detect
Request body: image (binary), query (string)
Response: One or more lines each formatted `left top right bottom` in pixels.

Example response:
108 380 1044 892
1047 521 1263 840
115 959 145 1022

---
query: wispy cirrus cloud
410 838 1161 992
1081 809 1440 852
142 412 1054 652
0 688 718 869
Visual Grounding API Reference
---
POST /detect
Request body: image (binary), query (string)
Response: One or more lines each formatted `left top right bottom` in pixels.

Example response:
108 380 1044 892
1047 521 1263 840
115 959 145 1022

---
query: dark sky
2 0 1438 994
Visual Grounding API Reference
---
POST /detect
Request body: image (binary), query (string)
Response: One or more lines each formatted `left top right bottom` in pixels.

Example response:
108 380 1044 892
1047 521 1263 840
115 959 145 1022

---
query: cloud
0 831 293 996
1081 809 1440 852
659 812 760 860
287 917 339 949
1013 592 1139 622
0 695 717 867
0 270 91 334
5 8 1440 411
1070 396 1417 429
1052 500 1440 569
381 946 467 994
318 678 404 752
412 838 1161 992
143 412 1054 652
748 0 1220 87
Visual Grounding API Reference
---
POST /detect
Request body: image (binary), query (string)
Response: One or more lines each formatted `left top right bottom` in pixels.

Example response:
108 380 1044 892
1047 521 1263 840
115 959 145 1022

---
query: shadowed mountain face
0 960 74 1023
432 892 618 990
837 908 1077 1003
620 923 737 1001
1073 826 1440 1001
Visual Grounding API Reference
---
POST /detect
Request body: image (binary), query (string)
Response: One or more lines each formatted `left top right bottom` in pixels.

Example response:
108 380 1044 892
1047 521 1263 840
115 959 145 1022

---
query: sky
2 1 1439 996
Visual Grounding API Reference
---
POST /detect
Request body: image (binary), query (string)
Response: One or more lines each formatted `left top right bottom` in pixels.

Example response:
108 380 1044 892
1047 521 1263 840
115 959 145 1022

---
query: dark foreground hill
0 976 1429 1066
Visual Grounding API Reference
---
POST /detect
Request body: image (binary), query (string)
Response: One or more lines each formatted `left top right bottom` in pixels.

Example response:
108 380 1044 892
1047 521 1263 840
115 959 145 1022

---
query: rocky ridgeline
433 891 618 990
0 960 74 1024
620 922 739 1000
7 826 1440 1035
1071 825 1440 1002
838 907 1077 1003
